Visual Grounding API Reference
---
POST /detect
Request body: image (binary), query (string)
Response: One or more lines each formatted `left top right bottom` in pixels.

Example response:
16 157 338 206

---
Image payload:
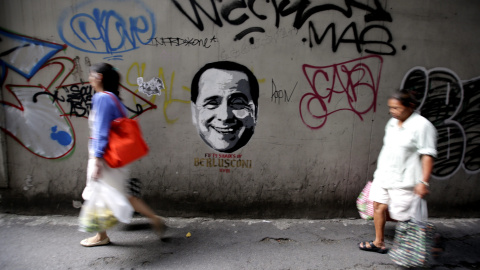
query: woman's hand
91 158 103 180
414 182 429 198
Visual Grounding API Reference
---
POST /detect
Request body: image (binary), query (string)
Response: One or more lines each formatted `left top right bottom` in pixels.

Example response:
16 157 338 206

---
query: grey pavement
0 214 479 270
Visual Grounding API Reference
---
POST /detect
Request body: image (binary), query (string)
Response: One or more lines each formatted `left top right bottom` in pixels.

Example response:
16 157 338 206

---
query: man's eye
204 100 219 109
230 98 248 109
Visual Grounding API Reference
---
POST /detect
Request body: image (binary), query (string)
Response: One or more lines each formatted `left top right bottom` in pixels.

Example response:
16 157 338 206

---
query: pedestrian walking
358 89 437 253
80 63 165 247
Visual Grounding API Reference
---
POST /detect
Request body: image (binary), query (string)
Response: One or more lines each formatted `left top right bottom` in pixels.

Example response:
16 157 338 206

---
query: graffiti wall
0 0 479 218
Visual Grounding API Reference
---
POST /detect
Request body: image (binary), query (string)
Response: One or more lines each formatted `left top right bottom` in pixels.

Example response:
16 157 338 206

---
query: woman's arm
414 155 434 198
92 94 115 158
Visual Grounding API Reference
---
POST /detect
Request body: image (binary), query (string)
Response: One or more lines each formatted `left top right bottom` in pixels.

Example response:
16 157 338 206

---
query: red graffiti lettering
300 55 383 129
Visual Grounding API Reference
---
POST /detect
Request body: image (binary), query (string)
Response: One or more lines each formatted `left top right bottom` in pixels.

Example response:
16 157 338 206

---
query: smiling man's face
191 68 257 153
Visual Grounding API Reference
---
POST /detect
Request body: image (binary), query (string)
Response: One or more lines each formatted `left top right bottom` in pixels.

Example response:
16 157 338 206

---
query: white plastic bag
409 195 428 223
79 181 133 232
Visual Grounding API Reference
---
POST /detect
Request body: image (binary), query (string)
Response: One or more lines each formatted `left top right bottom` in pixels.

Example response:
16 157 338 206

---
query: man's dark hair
390 89 420 109
191 61 259 110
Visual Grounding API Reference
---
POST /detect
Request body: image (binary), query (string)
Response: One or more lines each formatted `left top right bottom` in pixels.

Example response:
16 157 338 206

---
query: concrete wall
0 0 479 218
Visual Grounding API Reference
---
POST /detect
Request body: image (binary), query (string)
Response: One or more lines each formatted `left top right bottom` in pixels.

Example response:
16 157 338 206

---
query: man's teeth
214 127 233 133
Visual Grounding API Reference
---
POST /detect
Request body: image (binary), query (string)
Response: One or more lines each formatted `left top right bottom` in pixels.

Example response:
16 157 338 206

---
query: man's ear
191 102 197 125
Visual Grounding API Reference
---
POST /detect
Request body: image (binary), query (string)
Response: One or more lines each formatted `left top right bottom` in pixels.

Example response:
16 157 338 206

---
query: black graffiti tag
146 36 218 48
33 84 144 118
171 0 394 54
33 90 65 104
64 84 93 117
306 22 395 55
402 68 480 178
271 79 297 103
171 0 391 31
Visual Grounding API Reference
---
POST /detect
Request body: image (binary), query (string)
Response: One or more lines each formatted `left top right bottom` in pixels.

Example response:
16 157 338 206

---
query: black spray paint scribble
137 77 165 96
146 36 218 48
32 83 148 117
401 67 480 179
306 21 396 55
171 0 395 54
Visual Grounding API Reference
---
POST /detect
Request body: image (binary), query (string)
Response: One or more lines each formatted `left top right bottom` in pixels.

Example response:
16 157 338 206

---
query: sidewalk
0 213 479 270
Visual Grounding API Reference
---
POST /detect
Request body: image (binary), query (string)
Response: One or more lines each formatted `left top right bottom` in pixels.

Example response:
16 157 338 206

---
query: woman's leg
129 196 156 219
372 202 388 249
128 196 166 236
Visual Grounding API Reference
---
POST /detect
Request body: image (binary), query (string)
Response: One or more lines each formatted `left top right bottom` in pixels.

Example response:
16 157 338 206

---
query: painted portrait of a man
191 61 259 153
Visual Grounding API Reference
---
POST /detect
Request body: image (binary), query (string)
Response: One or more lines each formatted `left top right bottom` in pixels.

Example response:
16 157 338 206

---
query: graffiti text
147 36 218 48
300 55 383 129
271 80 297 103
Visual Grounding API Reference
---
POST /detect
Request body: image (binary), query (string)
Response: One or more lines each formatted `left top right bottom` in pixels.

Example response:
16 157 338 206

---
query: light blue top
373 112 437 189
89 92 127 158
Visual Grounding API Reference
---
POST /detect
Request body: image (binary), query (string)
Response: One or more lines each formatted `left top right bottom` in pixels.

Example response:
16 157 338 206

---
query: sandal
359 241 388 254
432 233 445 258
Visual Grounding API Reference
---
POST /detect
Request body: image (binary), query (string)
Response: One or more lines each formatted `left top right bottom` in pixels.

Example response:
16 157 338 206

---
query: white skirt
82 158 130 201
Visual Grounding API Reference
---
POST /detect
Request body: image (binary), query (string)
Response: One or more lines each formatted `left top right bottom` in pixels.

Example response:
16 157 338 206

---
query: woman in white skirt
80 63 165 247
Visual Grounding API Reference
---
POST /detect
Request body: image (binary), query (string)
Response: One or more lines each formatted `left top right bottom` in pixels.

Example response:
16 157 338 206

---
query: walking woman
80 63 165 247
358 89 437 253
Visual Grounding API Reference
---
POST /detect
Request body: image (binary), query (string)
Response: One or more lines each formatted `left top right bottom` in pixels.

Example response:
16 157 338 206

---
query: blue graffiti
57 0 155 55
51 126 73 146
0 27 65 79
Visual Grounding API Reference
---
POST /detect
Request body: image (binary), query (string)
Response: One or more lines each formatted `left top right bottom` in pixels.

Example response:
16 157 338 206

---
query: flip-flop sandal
359 241 388 254
432 233 445 258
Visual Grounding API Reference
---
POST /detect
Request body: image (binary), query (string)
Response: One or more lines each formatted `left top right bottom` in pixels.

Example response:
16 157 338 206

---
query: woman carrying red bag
80 63 165 247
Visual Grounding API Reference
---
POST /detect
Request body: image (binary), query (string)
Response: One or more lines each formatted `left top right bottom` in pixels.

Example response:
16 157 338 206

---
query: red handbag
103 92 149 168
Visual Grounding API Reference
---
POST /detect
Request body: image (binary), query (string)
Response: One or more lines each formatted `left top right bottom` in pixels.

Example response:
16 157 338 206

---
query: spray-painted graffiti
300 55 383 130
57 0 155 59
32 82 94 118
220 27 298 60
60 84 94 117
0 57 76 159
50 82 157 118
0 28 157 159
172 0 395 54
401 67 480 179
0 28 75 159
271 80 297 104
146 36 218 48
1 59 157 158
306 22 396 55
0 27 67 79
126 63 190 124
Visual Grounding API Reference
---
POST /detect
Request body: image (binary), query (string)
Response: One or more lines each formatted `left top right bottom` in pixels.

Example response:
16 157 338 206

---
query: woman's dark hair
390 89 419 109
90 63 121 97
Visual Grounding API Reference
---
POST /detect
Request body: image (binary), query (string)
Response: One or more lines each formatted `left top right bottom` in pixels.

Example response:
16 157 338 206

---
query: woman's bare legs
359 202 388 252
128 196 166 236
372 202 388 249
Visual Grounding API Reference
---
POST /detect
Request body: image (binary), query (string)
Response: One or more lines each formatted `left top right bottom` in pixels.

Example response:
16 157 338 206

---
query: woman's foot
80 235 110 247
432 233 445 258
152 216 167 238
359 241 388 254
